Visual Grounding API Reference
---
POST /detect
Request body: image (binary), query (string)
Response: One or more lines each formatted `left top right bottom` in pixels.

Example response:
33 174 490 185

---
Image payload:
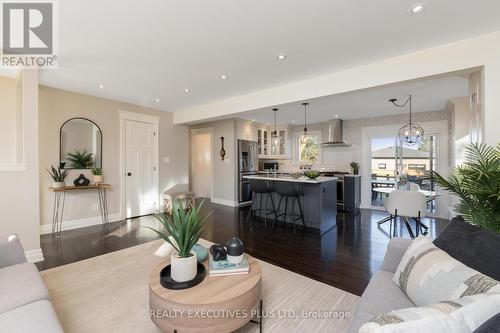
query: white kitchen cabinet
258 126 289 159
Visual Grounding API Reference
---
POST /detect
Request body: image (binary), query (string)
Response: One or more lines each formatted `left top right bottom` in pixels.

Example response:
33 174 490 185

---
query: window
294 131 321 164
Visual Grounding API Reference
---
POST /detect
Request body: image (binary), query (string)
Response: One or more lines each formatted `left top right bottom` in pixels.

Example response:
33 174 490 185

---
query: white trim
190 127 214 201
361 120 450 218
211 197 239 207
25 248 44 263
0 165 28 171
39 213 122 235
119 110 160 219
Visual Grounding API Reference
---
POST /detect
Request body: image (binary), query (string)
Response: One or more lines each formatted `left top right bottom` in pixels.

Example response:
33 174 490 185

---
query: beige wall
0 70 41 259
190 119 238 205
39 86 189 229
0 76 17 165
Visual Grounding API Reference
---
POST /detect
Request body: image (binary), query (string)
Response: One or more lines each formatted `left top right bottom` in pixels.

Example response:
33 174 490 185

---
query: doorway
120 111 159 219
190 129 213 199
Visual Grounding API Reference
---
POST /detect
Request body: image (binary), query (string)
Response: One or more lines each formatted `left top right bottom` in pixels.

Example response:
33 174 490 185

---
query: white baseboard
211 198 239 207
39 213 122 235
25 248 44 263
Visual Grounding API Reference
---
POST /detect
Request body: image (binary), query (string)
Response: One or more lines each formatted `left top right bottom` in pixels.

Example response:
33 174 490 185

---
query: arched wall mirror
60 118 102 169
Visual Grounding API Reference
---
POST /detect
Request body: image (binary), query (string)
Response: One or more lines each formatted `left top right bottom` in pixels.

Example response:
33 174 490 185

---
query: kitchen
236 114 361 234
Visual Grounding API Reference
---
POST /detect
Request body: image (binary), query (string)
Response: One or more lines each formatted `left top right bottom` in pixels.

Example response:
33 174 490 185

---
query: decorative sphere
192 244 208 263
398 123 424 145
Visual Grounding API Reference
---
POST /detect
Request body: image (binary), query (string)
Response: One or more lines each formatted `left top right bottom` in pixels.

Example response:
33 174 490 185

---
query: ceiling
233 74 469 125
3 0 500 113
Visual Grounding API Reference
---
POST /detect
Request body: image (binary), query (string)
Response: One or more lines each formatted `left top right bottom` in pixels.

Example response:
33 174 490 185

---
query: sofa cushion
347 271 415 333
433 216 500 281
0 263 49 313
0 300 64 333
393 236 500 306
359 293 500 333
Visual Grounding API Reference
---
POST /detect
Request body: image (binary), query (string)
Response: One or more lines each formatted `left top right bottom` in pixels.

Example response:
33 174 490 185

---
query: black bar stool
247 180 276 227
274 182 306 233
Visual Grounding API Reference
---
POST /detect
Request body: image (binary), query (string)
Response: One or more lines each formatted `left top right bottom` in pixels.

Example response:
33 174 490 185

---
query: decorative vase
170 251 197 282
93 175 104 184
73 174 90 186
52 182 65 189
226 237 244 264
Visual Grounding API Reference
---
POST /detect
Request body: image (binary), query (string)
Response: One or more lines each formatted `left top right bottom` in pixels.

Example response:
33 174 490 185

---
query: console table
48 184 111 237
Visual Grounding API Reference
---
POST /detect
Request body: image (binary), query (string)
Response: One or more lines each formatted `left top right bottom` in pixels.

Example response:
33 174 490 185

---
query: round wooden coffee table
149 254 262 333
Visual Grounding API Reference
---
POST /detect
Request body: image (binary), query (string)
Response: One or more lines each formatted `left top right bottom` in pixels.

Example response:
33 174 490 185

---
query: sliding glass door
370 136 438 213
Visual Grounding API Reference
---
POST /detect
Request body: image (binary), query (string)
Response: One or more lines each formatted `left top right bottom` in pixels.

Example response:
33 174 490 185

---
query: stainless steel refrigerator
238 140 258 203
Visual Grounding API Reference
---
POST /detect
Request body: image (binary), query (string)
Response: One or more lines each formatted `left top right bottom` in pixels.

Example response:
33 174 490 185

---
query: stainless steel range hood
321 119 351 146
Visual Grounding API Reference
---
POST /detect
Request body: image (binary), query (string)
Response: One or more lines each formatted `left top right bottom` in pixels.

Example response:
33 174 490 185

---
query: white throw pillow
359 293 500 333
393 236 500 306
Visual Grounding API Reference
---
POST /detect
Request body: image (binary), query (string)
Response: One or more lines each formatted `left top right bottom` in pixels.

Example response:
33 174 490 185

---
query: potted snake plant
146 200 210 282
47 166 68 188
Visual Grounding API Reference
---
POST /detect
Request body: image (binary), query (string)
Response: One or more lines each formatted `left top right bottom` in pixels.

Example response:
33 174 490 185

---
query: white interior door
125 120 157 218
191 131 212 198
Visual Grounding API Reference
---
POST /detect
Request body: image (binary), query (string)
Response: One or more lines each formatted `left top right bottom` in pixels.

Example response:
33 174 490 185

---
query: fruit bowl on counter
289 172 303 179
303 170 321 179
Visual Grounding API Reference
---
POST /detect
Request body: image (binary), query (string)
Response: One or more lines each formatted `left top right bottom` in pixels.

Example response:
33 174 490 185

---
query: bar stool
274 182 306 233
247 180 276 227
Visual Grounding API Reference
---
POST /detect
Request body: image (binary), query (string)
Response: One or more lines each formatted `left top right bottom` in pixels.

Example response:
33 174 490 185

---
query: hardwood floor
37 202 448 296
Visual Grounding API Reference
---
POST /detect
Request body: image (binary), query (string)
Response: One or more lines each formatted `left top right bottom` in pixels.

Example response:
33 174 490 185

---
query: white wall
0 70 41 261
38 86 189 233
0 76 17 165
173 31 500 145
190 119 238 206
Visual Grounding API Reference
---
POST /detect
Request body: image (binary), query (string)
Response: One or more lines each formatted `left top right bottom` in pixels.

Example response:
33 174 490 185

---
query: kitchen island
243 174 337 234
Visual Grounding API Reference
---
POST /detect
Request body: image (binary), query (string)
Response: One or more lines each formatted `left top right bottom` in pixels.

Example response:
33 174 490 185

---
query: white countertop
243 174 337 184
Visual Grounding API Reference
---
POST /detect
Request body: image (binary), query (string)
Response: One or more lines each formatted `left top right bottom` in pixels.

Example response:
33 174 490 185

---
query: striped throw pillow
393 236 500 306
359 293 500 333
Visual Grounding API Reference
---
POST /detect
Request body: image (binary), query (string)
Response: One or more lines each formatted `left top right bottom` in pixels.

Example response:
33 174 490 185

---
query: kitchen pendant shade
271 108 281 148
300 102 310 144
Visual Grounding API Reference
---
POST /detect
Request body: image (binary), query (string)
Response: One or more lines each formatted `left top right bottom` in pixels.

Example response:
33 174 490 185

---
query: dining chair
381 190 427 238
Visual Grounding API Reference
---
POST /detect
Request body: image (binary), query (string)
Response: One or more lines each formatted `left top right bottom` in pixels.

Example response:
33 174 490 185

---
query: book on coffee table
208 255 250 276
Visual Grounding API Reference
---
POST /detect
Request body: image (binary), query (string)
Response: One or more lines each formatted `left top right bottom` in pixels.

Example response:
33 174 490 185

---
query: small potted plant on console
47 165 68 189
92 168 103 184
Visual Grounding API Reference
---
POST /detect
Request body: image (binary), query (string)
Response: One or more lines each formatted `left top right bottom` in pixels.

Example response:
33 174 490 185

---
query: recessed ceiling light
277 54 287 60
220 75 228 80
292 120 296 123
155 98 160 102
409 3 425 15
98 84 104 88
334 114 339 118
184 88 190 93
266 122 270 125
251 119 255 122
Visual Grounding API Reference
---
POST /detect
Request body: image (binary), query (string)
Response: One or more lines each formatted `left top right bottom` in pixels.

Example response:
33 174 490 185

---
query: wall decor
60 118 102 169
219 136 226 161
73 174 90 187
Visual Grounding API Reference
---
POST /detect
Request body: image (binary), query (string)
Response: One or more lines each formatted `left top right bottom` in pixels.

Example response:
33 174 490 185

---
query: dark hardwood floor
37 202 448 296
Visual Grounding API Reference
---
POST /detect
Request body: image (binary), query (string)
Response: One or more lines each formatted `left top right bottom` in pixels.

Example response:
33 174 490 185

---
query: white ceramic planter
53 182 65 189
93 175 104 184
170 251 197 282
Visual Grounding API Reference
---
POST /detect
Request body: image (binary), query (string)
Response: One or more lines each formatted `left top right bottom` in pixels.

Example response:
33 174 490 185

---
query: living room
1 1 500 332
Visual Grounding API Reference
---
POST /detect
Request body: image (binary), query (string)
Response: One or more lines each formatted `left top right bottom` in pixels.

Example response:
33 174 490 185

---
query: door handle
127 172 132 176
